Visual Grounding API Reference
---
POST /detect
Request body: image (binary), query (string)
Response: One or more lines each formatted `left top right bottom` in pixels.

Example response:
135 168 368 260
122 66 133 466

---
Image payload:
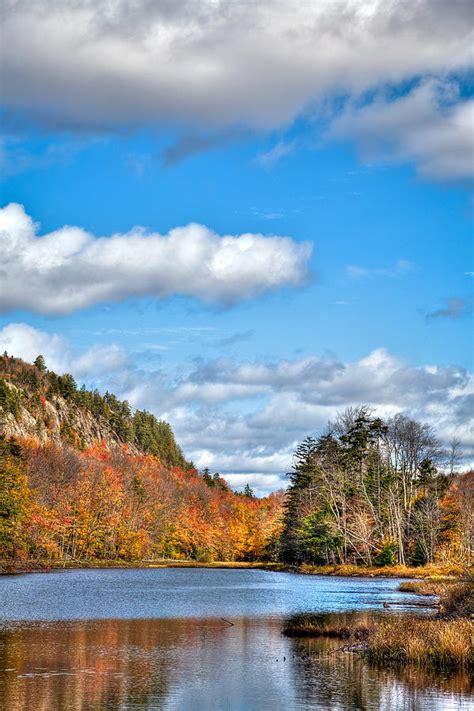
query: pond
0 568 471 709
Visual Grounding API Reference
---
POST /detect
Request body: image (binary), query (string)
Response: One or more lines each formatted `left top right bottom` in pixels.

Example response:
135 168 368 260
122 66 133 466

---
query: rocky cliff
0 379 133 451
0 354 189 467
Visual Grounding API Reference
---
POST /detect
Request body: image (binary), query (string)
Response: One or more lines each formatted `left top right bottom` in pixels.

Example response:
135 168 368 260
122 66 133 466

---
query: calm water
0 568 471 710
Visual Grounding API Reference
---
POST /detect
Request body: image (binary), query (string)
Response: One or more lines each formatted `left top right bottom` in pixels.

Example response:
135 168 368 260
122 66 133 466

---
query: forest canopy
0 356 471 569
280 407 472 567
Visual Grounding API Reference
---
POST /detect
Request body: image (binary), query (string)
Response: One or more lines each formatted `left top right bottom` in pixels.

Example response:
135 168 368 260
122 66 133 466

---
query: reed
366 618 473 669
283 614 372 639
398 578 474 617
286 616 473 669
441 581 474 617
295 562 466 578
398 580 442 596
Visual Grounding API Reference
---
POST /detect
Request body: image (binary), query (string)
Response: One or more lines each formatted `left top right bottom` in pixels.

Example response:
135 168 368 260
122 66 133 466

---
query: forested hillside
0 353 189 468
0 356 471 571
280 407 472 567
0 354 283 566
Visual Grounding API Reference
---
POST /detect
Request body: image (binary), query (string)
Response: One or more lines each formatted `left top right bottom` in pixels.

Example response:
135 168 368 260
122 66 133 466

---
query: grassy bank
398 578 474 617
1 558 468 577
284 579 474 671
366 617 473 669
284 616 473 670
281 562 466 578
0 558 268 574
283 614 373 639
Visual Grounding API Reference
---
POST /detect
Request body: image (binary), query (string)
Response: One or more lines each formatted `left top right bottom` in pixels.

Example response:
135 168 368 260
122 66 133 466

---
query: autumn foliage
0 437 283 564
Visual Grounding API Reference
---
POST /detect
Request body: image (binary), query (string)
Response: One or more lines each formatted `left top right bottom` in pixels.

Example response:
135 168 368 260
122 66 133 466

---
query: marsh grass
294 562 466 578
441 582 474 617
283 614 372 639
398 578 474 618
366 618 473 669
284 596 474 671
398 580 440 595
1 558 267 573
3 558 467 577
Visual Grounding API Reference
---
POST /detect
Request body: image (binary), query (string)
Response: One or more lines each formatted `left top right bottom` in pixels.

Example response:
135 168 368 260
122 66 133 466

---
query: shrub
373 542 398 567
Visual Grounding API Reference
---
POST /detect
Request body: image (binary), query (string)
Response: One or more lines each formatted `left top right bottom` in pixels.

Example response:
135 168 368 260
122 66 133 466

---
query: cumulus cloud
163 349 469 413
72 344 130 376
2 1 472 135
0 203 311 315
0 323 69 373
0 323 129 377
328 79 474 180
1 2 472 181
169 352 474 491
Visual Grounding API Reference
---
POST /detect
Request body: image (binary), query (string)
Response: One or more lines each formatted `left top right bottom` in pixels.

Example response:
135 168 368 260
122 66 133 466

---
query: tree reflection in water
0 615 471 710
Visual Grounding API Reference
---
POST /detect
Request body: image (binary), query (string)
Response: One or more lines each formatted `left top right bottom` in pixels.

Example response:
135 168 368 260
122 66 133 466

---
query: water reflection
289 636 472 710
0 616 471 710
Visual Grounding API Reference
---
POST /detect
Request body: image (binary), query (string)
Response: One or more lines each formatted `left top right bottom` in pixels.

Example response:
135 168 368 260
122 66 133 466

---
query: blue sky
0 1 473 493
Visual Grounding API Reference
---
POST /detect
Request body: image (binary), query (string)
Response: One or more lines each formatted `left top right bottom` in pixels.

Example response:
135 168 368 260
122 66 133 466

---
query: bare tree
446 437 463 475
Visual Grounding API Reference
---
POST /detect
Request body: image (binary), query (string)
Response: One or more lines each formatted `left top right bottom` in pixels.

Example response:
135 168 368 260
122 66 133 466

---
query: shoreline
2 559 471 673
284 577 473 672
1 559 467 579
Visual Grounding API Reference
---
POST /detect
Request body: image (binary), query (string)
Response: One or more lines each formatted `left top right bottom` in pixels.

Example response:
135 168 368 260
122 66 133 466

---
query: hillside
0 354 284 567
0 353 190 469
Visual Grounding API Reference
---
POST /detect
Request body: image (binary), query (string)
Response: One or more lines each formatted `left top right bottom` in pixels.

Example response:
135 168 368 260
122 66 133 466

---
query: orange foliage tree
9 439 283 563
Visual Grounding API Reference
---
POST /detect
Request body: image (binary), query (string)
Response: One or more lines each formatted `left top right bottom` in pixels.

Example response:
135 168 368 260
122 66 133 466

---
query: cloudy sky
0 0 473 493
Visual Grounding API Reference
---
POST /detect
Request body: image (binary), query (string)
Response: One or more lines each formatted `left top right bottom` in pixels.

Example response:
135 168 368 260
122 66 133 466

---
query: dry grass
399 578 474 618
366 618 473 669
398 580 442 596
283 614 372 639
284 613 473 670
293 562 467 579
441 581 474 618
3 558 468 577
0 558 268 573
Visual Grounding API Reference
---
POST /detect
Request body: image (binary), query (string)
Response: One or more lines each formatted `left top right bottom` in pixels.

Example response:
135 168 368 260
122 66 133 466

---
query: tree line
279 407 472 567
0 437 283 564
1 354 471 570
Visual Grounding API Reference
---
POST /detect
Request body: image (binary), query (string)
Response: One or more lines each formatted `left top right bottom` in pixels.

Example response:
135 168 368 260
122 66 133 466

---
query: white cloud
123 348 474 487
2 1 472 134
3 322 472 495
0 3 472 181
0 323 128 378
328 79 474 180
72 344 130 376
0 323 69 373
0 203 311 315
164 348 470 414
255 141 296 169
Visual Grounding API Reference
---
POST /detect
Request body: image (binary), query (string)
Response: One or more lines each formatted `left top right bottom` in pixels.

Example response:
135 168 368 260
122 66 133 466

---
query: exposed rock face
0 355 189 467
0 379 135 452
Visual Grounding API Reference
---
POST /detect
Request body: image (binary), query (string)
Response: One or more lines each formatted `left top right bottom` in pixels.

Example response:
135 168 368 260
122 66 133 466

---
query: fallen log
383 600 440 608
